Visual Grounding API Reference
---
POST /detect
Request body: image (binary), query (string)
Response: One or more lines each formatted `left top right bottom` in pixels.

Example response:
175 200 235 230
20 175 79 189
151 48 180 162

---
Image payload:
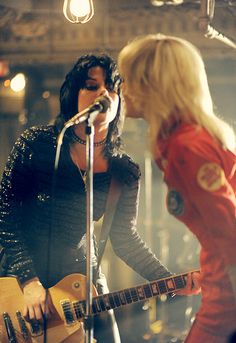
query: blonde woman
118 34 236 343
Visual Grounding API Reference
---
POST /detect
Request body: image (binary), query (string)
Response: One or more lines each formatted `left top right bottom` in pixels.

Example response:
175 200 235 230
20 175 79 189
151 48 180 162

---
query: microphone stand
84 117 95 343
55 122 96 343
55 106 104 343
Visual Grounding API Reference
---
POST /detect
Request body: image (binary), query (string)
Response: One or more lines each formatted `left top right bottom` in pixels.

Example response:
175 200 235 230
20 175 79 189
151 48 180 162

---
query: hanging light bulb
63 0 94 24
10 73 26 93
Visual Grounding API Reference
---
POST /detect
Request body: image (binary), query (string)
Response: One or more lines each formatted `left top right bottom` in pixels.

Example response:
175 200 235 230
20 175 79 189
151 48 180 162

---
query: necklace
70 144 87 188
71 131 107 147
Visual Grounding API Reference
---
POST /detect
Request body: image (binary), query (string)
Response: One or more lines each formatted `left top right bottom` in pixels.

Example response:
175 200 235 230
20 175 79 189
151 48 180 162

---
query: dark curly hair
55 54 124 156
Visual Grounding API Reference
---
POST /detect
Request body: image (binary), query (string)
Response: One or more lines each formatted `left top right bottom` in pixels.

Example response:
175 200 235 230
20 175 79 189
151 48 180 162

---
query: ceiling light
63 0 94 24
151 0 183 6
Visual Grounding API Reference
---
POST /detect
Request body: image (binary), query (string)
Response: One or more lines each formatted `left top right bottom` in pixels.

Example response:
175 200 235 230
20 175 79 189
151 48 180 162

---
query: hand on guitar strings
22 277 56 322
175 271 201 296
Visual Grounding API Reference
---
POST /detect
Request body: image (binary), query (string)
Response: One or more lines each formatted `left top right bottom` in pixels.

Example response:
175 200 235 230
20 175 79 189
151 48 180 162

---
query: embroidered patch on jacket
197 162 225 192
167 189 184 216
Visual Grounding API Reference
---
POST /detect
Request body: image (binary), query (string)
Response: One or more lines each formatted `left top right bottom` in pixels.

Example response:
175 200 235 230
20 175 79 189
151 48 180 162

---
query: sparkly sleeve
109 156 172 281
0 132 37 284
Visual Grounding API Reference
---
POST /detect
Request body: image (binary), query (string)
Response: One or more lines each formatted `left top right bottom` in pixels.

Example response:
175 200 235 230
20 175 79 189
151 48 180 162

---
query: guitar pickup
16 311 29 340
2 312 17 343
60 299 76 326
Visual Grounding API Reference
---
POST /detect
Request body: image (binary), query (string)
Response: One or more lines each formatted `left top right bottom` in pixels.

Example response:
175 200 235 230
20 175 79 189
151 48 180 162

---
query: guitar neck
73 269 199 319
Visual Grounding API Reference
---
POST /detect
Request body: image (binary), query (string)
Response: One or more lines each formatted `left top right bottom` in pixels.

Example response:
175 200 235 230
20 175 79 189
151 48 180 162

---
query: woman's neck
73 123 108 144
160 118 182 139
69 136 108 173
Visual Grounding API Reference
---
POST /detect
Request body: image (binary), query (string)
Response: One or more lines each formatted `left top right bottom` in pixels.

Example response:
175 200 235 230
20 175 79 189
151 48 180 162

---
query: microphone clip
64 95 111 129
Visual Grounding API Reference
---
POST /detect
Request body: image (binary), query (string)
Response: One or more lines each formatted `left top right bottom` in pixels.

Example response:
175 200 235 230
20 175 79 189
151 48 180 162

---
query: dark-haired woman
0 54 176 343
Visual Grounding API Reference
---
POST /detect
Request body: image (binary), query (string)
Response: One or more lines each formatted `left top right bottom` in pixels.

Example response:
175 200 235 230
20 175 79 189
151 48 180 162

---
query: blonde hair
118 34 235 155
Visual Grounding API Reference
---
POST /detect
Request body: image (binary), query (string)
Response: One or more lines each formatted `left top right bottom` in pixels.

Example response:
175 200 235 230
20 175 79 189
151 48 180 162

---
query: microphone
64 95 111 128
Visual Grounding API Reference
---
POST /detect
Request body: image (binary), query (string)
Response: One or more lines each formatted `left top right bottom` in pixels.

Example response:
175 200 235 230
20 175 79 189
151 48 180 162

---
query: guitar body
0 273 97 343
0 269 199 343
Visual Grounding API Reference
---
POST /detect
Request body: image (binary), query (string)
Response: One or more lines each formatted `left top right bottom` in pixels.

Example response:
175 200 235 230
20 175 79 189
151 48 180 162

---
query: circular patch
167 189 184 216
197 163 225 192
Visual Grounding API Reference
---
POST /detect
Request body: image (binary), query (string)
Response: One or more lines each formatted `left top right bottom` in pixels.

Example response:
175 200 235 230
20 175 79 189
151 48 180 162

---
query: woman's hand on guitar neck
22 277 56 322
176 271 201 296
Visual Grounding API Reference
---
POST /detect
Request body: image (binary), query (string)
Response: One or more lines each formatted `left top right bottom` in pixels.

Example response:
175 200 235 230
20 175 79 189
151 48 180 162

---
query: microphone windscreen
98 95 111 112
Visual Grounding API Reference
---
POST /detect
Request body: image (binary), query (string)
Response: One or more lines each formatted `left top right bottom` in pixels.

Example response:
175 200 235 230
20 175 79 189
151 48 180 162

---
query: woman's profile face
78 66 119 128
121 82 144 119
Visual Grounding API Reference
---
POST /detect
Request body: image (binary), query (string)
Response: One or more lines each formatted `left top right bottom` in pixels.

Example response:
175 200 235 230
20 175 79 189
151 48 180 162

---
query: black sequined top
0 125 170 287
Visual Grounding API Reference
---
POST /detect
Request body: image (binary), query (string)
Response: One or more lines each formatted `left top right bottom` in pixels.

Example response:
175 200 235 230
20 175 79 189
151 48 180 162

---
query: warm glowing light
63 0 94 24
70 0 90 17
150 320 163 334
151 0 183 5
42 90 50 99
10 73 26 92
3 79 11 87
185 306 193 317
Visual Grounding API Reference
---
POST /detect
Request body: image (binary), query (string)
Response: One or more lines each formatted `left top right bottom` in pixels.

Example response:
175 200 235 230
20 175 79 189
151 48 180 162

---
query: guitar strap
95 177 121 280
0 245 6 277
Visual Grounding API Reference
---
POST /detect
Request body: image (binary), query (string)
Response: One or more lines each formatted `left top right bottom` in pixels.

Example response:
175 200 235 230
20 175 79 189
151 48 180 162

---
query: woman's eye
84 84 99 91
83 83 119 93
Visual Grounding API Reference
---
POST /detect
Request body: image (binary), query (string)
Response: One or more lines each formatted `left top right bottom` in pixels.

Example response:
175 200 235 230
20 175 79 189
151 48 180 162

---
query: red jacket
156 122 236 335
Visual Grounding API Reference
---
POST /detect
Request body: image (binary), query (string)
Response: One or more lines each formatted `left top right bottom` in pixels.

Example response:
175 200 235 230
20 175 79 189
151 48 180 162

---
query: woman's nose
99 87 109 97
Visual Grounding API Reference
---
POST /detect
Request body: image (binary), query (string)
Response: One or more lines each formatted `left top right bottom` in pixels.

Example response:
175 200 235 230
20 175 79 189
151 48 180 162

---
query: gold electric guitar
0 270 199 343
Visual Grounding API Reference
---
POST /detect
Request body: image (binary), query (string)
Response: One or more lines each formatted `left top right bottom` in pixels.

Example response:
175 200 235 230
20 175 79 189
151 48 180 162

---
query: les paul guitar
0 270 199 343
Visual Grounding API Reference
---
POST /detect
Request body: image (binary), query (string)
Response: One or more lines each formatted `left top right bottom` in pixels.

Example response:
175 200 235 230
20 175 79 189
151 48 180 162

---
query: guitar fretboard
72 272 190 319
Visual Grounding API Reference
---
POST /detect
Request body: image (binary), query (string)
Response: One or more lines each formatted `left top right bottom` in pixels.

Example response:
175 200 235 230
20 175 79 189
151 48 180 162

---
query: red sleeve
165 142 236 266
